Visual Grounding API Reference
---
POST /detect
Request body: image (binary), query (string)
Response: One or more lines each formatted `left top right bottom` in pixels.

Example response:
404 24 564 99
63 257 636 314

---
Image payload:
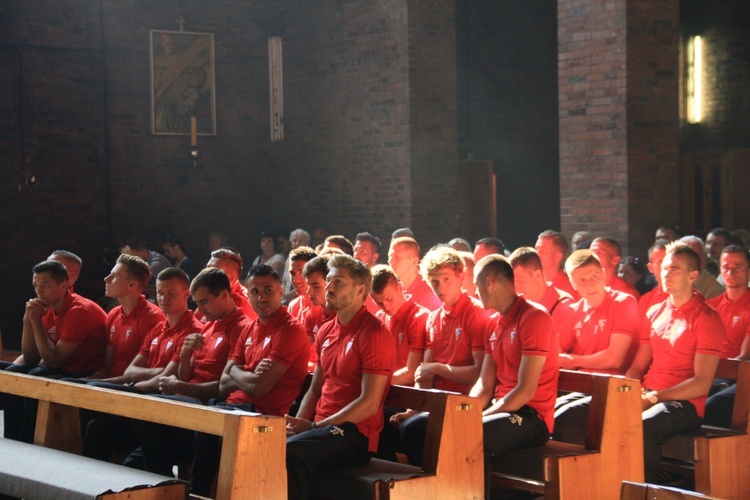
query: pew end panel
215 412 287 500
661 358 750 499
492 371 643 500
309 385 484 499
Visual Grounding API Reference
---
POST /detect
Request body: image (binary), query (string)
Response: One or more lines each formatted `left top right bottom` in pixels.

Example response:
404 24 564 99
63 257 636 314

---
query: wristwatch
645 391 659 405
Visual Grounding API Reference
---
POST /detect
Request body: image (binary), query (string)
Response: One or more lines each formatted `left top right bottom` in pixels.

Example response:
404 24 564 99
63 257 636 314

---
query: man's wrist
311 421 317 430
645 391 659 405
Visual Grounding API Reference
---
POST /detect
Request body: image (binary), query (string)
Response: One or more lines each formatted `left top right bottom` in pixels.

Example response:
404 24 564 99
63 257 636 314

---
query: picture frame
150 30 216 136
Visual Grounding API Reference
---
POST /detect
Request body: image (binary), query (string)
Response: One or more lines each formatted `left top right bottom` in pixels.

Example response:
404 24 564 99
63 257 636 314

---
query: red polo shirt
487 296 559 432
140 310 203 369
106 296 166 377
42 291 107 374
376 299 428 373
559 289 642 375
227 307 310 416
642 294 725 416
707 290 750 359
426 293 489 394
314 307 396 452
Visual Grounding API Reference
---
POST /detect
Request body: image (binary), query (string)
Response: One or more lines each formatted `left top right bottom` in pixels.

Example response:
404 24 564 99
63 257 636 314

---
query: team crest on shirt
596 320 606 334
313 325 319 333
215 336 224 348
733 316 741 326
346 339 354 355
455 327 462 339
653 317 687 345
398 332 405 344
510 329 517 345
489 331 497 350
574 321 583 337
263 337 271 349
166 340 173 352
321 338 330 352
150 338 158 348
110 325 116 333
126 329 132 340
48 326 58 342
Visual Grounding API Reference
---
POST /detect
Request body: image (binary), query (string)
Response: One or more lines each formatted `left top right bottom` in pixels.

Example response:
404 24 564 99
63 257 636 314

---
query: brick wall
0 0 462 347
558 0 680 256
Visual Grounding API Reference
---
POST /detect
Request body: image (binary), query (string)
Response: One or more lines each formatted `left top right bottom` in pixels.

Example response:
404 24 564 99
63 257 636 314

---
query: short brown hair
190 267 231 296
475 254 514 283
117 253 152 288
508 247 543 271
666 242 700 272
303 255 331 279
328 254 373 296
157 267 190 288
565 249 601 275
371 264 400 294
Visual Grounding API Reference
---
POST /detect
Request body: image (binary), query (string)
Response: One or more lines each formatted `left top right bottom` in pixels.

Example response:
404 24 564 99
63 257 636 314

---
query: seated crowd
1 223 749 498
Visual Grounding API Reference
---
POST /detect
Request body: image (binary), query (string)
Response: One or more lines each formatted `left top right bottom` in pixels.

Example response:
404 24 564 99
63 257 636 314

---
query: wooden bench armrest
0 371 278 435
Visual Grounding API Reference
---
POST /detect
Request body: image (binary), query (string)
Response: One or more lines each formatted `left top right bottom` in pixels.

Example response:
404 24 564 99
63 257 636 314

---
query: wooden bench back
714 358 750 433
384 385 484 499
551 370 644 498
0 371 285 500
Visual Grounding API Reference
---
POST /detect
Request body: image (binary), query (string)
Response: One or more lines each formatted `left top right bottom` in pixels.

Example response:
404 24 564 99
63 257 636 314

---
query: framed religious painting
150 30 216 135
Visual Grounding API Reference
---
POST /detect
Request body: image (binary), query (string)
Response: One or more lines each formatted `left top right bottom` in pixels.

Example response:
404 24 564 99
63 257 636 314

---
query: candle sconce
188 116 201 169
190 145 201 168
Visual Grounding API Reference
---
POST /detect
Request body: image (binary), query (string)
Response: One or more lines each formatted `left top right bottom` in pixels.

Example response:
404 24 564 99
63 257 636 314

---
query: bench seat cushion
0 439 187 500
491 440 590 481
309 458 426 499
662 426 745 462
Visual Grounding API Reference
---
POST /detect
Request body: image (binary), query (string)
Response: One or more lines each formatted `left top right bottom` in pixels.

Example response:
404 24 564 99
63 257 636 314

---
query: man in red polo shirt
551 249 643 443
82 267 202 462
639 239 669 315
394 247 490 463
591 237 640 298
286 246 319 321
185 265 310 495
123 267 203 390
300 255 337 370
704 245 750 427
92 254 165 381
1 260 107 442
203 247 257 321
388 237 441 311
370 265 428 386
133 267 254 482
626 242 724 483
471 254 559 498
508 247 573 327
285 254 396 499
535 230 579 300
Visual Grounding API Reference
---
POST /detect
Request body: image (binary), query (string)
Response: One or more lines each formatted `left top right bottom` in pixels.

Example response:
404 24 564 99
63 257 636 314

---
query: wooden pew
0 371 286 500
660 358 750 499
308 385 484 499
620 481 714 499
491 370 644 499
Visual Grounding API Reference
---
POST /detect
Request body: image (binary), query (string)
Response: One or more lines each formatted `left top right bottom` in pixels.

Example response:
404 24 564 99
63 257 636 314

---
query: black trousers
286 422 370 500
642 400 702 483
